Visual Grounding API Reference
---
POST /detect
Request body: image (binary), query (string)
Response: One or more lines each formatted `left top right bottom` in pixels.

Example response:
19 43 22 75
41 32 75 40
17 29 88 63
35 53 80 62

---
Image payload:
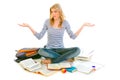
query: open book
72 60 103 74
47 62 71 70
34 58 58 76
19 58 41 72
74 50 94 61
18 58 58 76
36 64 58 76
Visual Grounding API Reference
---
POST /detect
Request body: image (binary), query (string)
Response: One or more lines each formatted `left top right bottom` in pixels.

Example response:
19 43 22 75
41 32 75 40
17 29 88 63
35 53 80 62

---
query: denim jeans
38 47 80 63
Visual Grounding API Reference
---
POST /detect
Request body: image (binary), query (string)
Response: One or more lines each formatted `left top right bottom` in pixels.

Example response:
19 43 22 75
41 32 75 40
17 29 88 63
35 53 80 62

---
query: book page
76 64 92 74
80 49 94 57
59 62 71 68
37 65 58 76
19 58 41 72
47 63 61 69
19 58 36 68
72 61 103 74
28 63 41 72
48 62 71 70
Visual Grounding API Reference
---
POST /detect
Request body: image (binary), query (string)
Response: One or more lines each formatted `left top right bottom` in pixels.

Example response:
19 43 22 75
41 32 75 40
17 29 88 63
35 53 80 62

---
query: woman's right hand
18 23 36 34
18 23 30 27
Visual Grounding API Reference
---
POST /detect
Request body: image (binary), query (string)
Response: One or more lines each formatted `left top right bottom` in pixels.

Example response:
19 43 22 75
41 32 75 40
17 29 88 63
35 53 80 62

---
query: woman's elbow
71 35 77 39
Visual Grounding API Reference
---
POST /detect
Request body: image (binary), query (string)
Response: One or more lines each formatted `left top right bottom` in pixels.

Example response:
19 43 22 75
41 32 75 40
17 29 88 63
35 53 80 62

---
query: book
18 58 57 76
74 50 94 61
72 61 103 74
36 64 58 76
74 56 92 61
19 58 41 72
66 66 77 73
47 62 71 70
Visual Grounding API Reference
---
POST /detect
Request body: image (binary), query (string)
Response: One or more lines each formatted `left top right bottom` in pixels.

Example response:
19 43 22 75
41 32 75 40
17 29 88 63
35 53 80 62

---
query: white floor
1 46 120 80
0 0 120 80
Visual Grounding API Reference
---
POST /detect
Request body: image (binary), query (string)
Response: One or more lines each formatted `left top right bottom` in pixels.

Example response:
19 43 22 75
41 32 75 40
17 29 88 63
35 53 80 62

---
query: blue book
66 66 77 73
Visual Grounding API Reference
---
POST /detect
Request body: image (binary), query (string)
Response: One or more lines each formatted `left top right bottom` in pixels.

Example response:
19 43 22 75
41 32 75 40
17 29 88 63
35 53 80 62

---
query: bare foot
41 58 51 64
67 58 74 62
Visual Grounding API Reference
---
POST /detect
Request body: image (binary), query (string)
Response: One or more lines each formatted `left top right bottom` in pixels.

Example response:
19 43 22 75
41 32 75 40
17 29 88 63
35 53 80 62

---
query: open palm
18 23 30 27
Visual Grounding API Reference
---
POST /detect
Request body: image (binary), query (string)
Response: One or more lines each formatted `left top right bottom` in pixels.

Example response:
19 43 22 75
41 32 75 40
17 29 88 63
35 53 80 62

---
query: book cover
66 66 77 73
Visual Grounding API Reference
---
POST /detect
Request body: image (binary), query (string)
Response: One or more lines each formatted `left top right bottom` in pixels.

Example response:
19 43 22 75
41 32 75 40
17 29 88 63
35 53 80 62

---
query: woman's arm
18 22 48 40
75 22 95 36
18 23 37 34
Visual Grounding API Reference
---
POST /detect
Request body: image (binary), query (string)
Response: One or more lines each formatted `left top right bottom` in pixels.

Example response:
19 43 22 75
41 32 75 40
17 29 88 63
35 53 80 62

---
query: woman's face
51 8 60 20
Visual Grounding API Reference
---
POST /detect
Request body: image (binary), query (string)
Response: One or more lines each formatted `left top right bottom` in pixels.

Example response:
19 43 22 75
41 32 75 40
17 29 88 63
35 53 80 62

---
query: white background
0 0 120 80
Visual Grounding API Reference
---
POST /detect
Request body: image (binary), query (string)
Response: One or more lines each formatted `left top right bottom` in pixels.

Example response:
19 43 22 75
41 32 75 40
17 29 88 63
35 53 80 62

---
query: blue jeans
38 47 80 63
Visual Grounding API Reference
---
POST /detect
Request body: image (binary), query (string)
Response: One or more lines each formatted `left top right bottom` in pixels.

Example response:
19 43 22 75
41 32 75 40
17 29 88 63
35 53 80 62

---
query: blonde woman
18 3 95 64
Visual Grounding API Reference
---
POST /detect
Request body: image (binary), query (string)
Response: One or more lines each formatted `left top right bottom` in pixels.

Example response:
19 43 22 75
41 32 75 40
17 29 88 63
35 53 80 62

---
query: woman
18 3 95 64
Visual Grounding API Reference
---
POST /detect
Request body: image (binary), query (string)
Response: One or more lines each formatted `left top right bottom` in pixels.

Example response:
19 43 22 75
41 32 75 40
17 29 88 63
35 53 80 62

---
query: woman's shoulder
43 19 50 26
63 19 68 23
63 19 70 26
44 18 50 23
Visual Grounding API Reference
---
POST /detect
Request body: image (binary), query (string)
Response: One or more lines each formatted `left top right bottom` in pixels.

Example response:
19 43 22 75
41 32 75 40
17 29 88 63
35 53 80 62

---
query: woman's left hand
83 22 95 27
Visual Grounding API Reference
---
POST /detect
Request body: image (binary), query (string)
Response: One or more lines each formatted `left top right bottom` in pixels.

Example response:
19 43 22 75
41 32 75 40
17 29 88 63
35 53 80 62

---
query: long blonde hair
50 3 65 28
